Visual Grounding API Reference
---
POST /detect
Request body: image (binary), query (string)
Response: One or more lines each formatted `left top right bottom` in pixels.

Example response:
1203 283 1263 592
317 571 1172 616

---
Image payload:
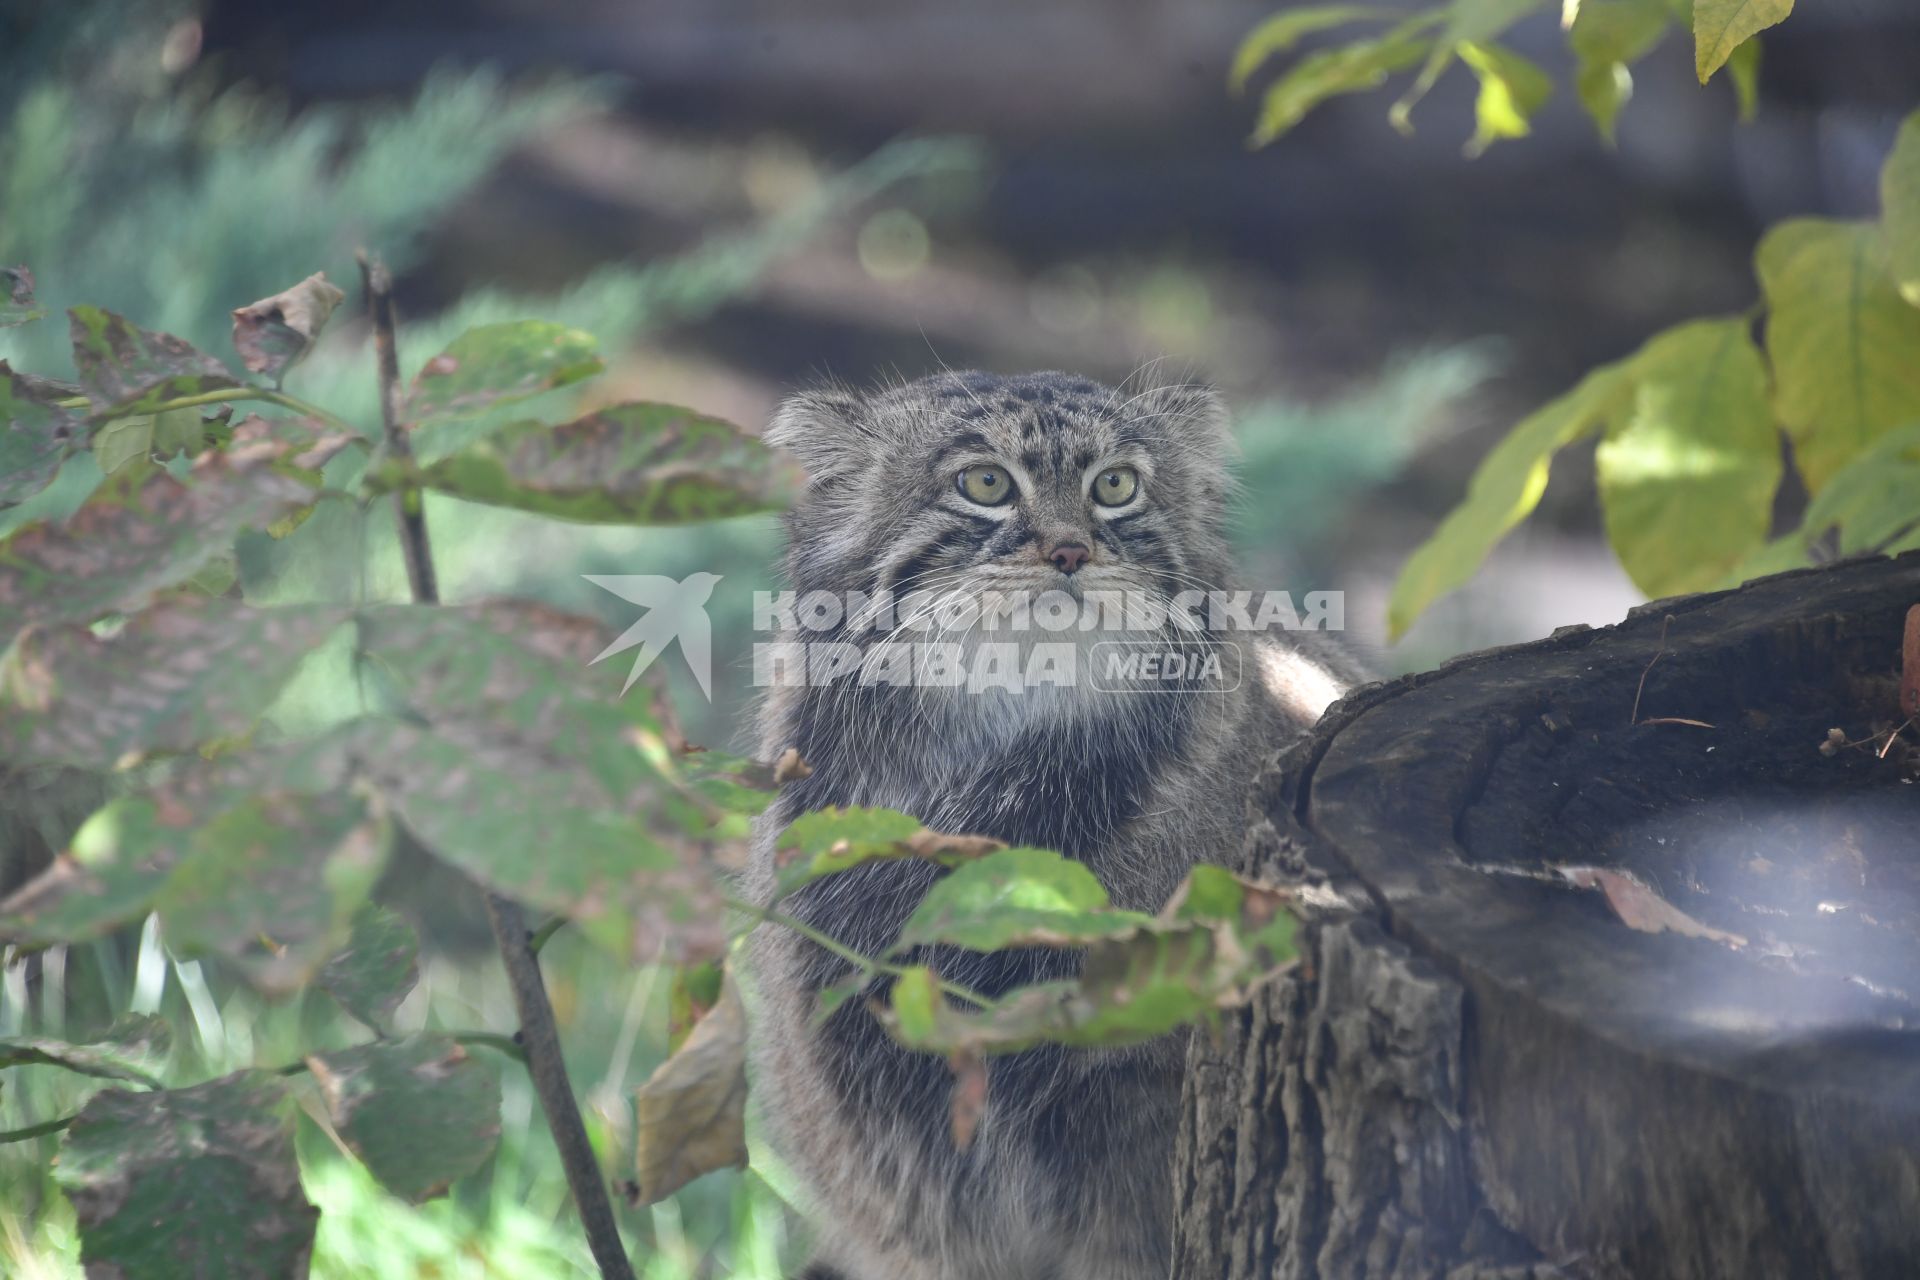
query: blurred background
2 0 1916 1274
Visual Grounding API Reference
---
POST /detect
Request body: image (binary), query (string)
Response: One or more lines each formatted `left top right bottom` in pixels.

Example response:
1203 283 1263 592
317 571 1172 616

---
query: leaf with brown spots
0 449 320 642
0 793 201 945
307 1034 501 1203
414 402 800 525
0 1014 171 1087
773 805 1005 899
1 266 44 327
318 904 420 1033
632 973 748 1204
56 1071 317 1280
0 360 82 509
402 320 602 427
230 272 348 381
69 305 243 419
0 599 344 768
156 790 393 995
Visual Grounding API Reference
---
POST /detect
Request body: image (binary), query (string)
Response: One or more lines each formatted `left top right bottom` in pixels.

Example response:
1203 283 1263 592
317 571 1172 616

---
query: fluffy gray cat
741 370 1365 1280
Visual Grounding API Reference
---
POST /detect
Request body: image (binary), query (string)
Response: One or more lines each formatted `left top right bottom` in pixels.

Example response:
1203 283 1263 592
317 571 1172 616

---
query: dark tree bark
1174 551 1920 1280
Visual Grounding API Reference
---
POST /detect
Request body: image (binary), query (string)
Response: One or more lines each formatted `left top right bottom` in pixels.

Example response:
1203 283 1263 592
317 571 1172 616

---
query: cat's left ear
765 386 879 486
1126 381 1234 459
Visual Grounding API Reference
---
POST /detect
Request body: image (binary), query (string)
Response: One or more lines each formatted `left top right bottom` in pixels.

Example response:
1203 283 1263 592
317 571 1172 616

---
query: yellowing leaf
1387 357 1636 638
1459 41 1554 156
1249 20 1435 146
1757 218 1920 491
1595 318 1779 596
632 973 748 1204
1882 109 1920 307
1725 33 1761 121
1693 0 1791 84
1228 5 1392 94
1390 0 1545 134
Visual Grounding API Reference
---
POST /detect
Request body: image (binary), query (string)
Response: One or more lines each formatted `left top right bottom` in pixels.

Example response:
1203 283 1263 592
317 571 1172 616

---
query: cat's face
767 371 1238 616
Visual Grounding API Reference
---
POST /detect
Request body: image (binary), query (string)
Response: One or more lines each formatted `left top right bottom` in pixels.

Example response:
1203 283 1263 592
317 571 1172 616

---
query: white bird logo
582 572 722 699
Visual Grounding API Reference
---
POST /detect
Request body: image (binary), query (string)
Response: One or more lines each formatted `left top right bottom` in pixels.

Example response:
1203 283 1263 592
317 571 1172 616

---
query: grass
0 918 801 1278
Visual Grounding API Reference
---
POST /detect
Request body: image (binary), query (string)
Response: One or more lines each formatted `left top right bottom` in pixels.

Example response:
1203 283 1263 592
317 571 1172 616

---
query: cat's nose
1048 542 1091 574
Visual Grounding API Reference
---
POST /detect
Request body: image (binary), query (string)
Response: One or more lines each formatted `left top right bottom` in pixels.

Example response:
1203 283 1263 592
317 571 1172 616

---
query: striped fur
741 370 1366 1280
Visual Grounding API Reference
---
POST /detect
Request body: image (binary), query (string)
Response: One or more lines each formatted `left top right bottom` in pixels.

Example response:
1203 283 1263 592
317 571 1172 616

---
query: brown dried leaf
231 272 348 380
1559 865 1746 947
632 971 748 1204
1901 603 1919 718
948 1050 988 1151
772 746 813 784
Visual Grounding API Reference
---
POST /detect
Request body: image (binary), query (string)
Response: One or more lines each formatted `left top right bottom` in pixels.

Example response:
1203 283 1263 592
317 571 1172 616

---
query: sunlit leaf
1693 0 1791 84
0 599 344 768
92 414 156 476
0 450 320 642
403 320 602 426
878 870 1298 1057
1758 218 1920 492
1228 5 1393 94
56 1072 316 1279
0 1014 170 1088
0 361 81 509
307 1034 501 1204
68 306 242 420
1459 41 1554 156
1249 18 1436 146
1882 109 1920 307
156 790 392 995
897 847 1149 952
230 272 348 381
411 403 801 525
1 266 44 328
1595 318 1779 596
318 904 420 1033
773 805 1003 899
1390 0 1544 134
632 973 749 1204
1388 357 1636 638
1567 0 1669 141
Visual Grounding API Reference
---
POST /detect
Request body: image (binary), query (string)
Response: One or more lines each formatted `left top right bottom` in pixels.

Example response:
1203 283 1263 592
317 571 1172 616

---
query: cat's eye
958 464 1016 506
1091 466 1140 507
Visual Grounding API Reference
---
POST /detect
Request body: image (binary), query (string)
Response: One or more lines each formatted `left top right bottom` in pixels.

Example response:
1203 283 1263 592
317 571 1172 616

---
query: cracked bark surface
1174 552 1920 1280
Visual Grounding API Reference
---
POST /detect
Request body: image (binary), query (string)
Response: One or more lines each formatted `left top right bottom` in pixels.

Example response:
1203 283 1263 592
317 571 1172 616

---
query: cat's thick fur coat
741 371 1364 1280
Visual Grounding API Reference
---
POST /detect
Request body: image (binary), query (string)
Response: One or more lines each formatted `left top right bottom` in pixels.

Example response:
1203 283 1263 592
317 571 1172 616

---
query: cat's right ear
765 388 875 487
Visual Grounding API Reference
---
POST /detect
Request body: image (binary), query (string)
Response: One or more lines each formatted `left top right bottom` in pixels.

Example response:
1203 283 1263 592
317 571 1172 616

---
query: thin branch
0 1114 76 1145
59 386 359 435
528 915 568 956
355 252 634 1280
727 895 992 1010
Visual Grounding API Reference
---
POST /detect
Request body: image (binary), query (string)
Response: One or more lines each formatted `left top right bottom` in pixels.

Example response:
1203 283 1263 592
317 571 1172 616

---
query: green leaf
1726 34 1761 120
1568 0 1671 141
889 966 942 1042
0 361 81 510
1459 41 1554 156
1249 18 1437 146
318 904 421 1033
1757 218 1920 492
1390 0 1545 134
230 272 348 381
156 790 392 995
773 806 1003 899
307 1034 501 1203
1 266 44 328
92 414 156 477
0 1014 170 1088
56 1071 317 1279
1693 0 1791 84
1595 318 1780 596
1796 421 1920 556
0 795 198 946
358 719 730 963
1882 109 1920 307
0 450 321 643
1388 357 1636 638
1229 5 1393 94
898 846 1149 952
403 320 602 426
68 306 242 420
878 870 1298 1057
0 600 344 768
632 974 749 1204
413 402 801 525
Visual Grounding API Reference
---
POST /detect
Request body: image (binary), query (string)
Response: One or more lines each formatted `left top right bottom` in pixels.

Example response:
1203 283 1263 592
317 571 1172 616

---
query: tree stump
1174 551 1920 1280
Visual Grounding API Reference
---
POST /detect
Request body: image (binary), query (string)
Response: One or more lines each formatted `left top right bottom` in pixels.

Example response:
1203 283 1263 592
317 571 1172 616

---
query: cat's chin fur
740 370 1369 1280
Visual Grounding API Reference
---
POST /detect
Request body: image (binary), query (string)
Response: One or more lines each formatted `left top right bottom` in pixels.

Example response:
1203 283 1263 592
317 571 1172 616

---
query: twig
1630 614 1677 727
58 386 358 435
528 915 568 956
356 254 635 1280
0 1114 76 1145
727 895 992 1010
